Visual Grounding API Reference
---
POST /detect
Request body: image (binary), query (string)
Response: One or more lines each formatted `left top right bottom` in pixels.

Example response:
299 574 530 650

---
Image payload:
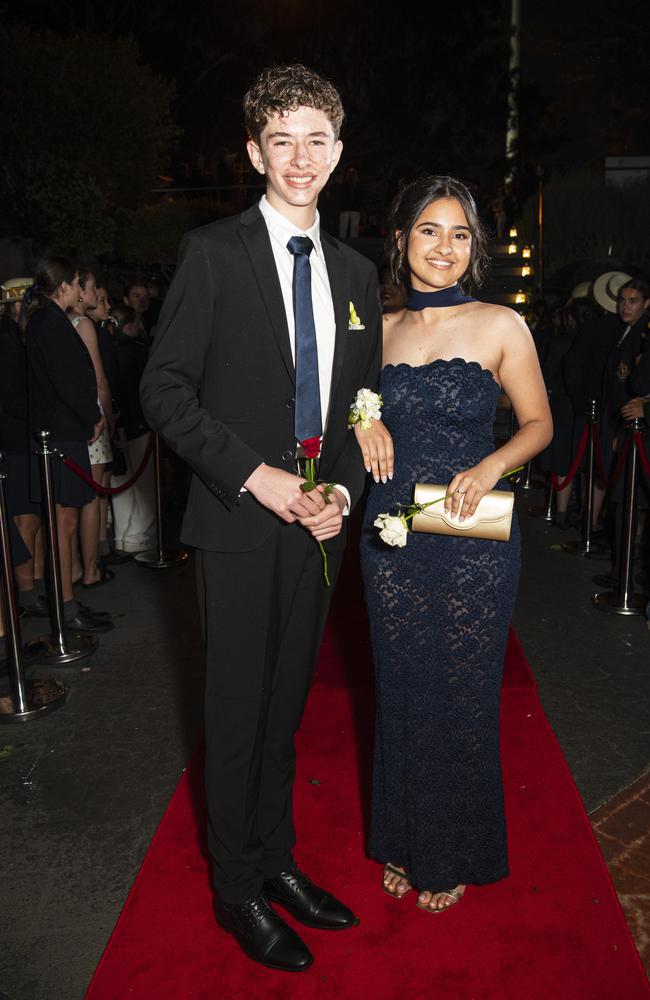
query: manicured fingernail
381 475 387 484
374 475 380 483
388 473 393 480
365 465 371 473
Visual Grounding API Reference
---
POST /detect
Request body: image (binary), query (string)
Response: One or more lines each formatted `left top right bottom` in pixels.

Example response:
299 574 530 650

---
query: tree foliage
0 24 178 253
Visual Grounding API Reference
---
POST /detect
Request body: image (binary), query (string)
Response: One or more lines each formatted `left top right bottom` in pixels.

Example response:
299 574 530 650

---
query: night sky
5 0 650 221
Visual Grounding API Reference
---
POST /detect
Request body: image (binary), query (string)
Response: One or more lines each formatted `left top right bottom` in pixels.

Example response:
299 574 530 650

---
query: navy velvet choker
406 284 474 310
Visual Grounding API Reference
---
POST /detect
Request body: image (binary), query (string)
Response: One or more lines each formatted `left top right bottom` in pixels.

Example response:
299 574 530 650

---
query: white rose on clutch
373 513 409 547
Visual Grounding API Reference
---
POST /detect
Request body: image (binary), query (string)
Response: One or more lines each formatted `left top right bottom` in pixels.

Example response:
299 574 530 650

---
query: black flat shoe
65 610 114 633
213 894 313 972
22 596 52 619
100 549 132 566
81 567 115 589
263 868 359 930
77 602 112 620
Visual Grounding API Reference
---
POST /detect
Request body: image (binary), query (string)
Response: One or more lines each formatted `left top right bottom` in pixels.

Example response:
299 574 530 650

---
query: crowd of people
0 262 161 668
530 272 650 592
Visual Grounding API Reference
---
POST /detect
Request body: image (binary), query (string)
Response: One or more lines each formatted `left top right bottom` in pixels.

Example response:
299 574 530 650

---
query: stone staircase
478 229 536 312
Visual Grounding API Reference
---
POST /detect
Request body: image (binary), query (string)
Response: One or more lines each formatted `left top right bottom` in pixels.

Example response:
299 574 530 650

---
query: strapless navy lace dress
360 358 520 892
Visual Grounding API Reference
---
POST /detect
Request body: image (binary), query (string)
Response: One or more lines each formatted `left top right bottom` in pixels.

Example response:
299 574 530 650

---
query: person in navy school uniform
140 65 382 973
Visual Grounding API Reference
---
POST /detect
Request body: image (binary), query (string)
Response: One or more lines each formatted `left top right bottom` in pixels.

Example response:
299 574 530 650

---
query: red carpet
85 573 649 999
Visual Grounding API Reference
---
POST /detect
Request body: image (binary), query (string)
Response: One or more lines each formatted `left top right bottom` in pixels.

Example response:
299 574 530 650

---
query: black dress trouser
195 520 343 905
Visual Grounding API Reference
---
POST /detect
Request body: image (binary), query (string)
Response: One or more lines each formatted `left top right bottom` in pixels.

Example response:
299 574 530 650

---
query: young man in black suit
140 65 381 972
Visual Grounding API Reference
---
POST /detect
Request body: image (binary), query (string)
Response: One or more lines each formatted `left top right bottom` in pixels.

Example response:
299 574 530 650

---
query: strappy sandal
382 863 412 899
416 887 464 913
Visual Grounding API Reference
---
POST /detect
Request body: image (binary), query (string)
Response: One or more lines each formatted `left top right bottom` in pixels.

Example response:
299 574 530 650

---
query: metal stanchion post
135 434 189 569
593 419 646 615
517 459 534 491
564 400 597 556
35 430 97 662
528 475 554 521
0 452 66 722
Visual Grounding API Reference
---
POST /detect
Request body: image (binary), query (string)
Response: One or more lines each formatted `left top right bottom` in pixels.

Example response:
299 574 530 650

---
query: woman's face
59 274 81 310
80 273 98 311
405 197 472 292
89 287 110 322
618 287 650 327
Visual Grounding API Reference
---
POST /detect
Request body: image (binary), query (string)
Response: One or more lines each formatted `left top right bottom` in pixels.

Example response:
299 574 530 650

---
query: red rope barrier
592 423 631 489
58 434 154 496
635 431 650 482
552 423 589 491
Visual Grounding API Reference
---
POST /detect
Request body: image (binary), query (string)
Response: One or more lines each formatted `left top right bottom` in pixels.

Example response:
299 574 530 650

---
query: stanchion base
592 590 647 616
562 539 595 557
0 679 66 724
41 631 98 664
135 548 190 569
528 505 554 522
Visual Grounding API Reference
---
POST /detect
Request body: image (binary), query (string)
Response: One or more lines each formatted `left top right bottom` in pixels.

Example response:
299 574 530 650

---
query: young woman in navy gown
356 176 552 913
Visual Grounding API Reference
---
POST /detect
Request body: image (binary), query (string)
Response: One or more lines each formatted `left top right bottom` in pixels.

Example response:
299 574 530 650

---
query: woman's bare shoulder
470 300 531 339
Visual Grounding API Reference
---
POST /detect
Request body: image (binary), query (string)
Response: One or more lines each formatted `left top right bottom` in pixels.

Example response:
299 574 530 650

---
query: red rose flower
301 436 321 459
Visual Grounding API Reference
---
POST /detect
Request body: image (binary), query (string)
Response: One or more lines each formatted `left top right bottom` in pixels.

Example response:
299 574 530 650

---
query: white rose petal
375 514 409 547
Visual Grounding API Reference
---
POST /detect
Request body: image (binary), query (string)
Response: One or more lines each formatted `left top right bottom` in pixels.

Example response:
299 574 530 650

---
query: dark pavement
1 478 649 999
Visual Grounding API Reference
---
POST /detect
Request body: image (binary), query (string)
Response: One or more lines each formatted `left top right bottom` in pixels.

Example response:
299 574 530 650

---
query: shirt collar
259 195 323 259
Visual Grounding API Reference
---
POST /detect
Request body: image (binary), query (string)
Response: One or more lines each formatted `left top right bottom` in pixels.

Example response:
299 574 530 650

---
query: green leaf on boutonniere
301 481 318 492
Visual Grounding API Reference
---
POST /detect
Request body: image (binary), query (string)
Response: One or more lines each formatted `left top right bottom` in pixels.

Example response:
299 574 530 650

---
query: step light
521 265 532 277
515 291 528 304
508 243 518 254
522 246 532 259
509 227 518 238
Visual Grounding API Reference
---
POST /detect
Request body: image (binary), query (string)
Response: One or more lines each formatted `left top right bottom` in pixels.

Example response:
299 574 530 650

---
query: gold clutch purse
411 482 515 542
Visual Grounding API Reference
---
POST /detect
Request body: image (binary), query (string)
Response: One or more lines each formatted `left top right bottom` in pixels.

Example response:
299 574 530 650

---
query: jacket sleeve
140 232 263 509
628 343 650 397
326 266 382 511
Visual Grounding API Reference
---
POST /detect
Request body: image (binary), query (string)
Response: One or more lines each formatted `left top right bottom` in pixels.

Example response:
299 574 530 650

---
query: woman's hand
621 397 645 421
354 419 394 483
445 458 502 522
89 417 105 444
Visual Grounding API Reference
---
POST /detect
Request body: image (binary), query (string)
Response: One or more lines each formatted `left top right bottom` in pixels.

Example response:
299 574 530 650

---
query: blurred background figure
109 304 155 555
68 267 116 589
338 166 361 238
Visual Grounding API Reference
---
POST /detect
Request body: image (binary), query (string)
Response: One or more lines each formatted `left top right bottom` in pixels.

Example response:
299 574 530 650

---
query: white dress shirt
258 196 350 511
259 195 336 429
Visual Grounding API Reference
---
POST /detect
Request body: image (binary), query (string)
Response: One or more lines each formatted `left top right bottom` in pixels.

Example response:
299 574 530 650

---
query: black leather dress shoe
213 894 313 972
23 596 51 619
77 602 113 620
65 609 114 633
263 868 359 930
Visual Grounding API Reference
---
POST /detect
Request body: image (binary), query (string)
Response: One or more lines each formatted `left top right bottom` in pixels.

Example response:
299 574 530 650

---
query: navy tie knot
287 235 314 258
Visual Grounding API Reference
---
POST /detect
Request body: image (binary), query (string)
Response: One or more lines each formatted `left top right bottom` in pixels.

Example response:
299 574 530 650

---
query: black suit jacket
140 204 382 552
26 301 100 442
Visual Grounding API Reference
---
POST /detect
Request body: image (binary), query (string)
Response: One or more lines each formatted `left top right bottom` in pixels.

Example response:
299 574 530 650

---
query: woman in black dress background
355 176 552 913
24 257 108 632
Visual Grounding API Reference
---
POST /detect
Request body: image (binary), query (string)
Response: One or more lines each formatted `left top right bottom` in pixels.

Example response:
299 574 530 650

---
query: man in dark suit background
140 65 381 972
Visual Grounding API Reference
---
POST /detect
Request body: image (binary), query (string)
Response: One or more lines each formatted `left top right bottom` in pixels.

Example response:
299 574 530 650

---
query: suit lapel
321 231 349 403
239 206 295 382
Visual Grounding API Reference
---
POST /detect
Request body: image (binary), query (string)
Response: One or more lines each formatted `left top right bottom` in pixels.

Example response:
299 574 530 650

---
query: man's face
247 106 342 219
125 285 150 316
618 288 650 326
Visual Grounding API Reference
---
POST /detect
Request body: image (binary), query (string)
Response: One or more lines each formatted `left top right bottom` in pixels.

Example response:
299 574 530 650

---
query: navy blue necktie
287 235 322 443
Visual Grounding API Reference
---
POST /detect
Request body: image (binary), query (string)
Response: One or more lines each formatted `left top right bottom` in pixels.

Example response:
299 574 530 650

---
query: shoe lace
240 895 273 930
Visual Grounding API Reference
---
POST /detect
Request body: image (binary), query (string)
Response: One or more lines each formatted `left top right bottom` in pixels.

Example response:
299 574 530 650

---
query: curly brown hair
243 64 344 142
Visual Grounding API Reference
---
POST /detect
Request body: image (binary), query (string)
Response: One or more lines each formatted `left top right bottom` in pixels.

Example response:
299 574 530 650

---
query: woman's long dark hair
22 256 77 327
386 175 489 293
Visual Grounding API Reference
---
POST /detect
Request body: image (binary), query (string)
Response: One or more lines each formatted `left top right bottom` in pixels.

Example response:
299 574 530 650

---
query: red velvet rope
635 431 650 482
58 433 154 496
592 423 631 489
551 423 589 491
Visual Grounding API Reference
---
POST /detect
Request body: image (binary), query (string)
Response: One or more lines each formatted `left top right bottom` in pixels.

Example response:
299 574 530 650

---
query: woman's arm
75 316 115 428
446 309 553 520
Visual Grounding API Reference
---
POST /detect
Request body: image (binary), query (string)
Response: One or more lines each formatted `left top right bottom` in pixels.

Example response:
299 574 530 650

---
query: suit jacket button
282 449 294 462
285 397 295 409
